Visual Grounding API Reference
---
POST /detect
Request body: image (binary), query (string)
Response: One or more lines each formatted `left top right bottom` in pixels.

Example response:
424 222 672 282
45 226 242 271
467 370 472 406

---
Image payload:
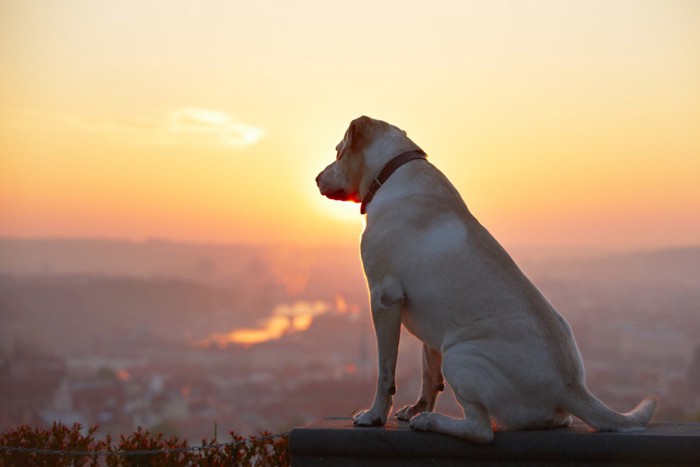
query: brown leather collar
360 149 427 214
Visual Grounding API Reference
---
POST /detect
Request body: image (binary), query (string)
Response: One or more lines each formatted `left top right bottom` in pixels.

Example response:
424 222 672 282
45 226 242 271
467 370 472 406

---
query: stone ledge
290 417 700 466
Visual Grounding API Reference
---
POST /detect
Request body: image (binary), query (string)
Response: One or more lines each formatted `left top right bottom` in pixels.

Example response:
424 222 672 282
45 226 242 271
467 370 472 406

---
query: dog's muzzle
316 166 348 201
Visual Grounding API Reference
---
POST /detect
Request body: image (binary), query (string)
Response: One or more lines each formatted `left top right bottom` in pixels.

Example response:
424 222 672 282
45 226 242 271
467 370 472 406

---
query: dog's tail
564 387 657 432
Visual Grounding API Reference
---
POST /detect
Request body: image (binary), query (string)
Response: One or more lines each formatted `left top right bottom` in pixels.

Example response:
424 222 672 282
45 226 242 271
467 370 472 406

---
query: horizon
1 1 699 250
2 233 700 257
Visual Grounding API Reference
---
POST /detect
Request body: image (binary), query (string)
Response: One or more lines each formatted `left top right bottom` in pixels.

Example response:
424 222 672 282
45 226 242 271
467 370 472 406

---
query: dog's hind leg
409 402 494 444
396 344 444 421
408 343 494 443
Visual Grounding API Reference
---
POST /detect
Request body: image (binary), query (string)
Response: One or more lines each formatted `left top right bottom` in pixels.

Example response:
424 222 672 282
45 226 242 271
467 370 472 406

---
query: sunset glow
197 301 330 348
1 1 699 249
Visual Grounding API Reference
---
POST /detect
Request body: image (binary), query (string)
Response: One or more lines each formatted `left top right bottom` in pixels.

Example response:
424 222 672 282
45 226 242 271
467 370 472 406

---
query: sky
1 0 699 250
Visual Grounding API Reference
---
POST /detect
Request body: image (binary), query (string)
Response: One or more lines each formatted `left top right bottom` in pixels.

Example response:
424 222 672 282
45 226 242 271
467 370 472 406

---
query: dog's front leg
396 344 444 421
353 276 404 427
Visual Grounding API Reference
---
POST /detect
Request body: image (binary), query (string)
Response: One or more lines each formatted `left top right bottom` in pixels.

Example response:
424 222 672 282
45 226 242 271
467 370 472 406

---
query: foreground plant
0 422 290 466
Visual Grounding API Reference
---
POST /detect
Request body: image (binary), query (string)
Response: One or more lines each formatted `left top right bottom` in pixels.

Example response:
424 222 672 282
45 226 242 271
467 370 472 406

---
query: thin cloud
15 108 265 148
167 108 265 147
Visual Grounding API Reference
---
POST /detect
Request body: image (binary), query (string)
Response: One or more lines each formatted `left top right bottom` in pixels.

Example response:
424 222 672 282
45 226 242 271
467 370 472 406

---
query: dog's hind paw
396 402 429 421
408 412 435 431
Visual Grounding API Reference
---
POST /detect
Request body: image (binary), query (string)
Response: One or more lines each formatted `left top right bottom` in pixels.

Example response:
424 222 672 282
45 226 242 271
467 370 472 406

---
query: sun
313 192 364 224
303 153 365 226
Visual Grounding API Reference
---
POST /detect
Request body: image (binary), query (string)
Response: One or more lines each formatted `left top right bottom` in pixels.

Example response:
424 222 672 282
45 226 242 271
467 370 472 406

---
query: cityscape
1 237 699 443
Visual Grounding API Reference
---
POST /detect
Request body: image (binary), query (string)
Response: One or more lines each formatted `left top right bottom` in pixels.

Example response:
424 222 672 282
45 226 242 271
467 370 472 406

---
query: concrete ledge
290 417 700 466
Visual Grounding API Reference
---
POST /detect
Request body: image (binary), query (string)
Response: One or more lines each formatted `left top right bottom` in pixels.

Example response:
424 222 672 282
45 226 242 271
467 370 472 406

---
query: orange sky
1 1 699 250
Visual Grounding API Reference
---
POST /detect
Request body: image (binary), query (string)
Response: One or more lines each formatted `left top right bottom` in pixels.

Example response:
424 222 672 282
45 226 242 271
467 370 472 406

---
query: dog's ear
343 116 372 152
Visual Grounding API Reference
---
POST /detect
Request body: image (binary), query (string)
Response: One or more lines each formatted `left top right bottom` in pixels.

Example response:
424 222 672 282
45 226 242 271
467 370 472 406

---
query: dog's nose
315 172 322 186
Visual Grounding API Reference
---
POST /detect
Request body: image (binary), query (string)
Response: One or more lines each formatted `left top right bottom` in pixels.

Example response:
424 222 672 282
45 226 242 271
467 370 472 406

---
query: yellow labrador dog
315 116 657 443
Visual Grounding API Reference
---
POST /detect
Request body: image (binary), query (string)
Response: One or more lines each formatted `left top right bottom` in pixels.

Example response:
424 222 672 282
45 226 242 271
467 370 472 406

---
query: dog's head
315 116 420 206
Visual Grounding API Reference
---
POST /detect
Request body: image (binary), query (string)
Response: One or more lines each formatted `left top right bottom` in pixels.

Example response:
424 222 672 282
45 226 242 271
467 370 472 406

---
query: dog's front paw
353 409 387 427
396 402 428 421
408 412 436 431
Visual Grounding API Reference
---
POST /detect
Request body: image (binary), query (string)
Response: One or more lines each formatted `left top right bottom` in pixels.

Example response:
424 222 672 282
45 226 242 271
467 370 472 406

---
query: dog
315 116 657 443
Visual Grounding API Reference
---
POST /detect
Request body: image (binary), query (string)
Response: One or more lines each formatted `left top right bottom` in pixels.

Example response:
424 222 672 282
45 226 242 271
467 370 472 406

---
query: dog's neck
360 149 427 214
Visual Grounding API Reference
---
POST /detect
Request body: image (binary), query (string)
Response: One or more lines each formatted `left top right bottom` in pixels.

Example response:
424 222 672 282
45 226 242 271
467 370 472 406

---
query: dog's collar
360 149 427 214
